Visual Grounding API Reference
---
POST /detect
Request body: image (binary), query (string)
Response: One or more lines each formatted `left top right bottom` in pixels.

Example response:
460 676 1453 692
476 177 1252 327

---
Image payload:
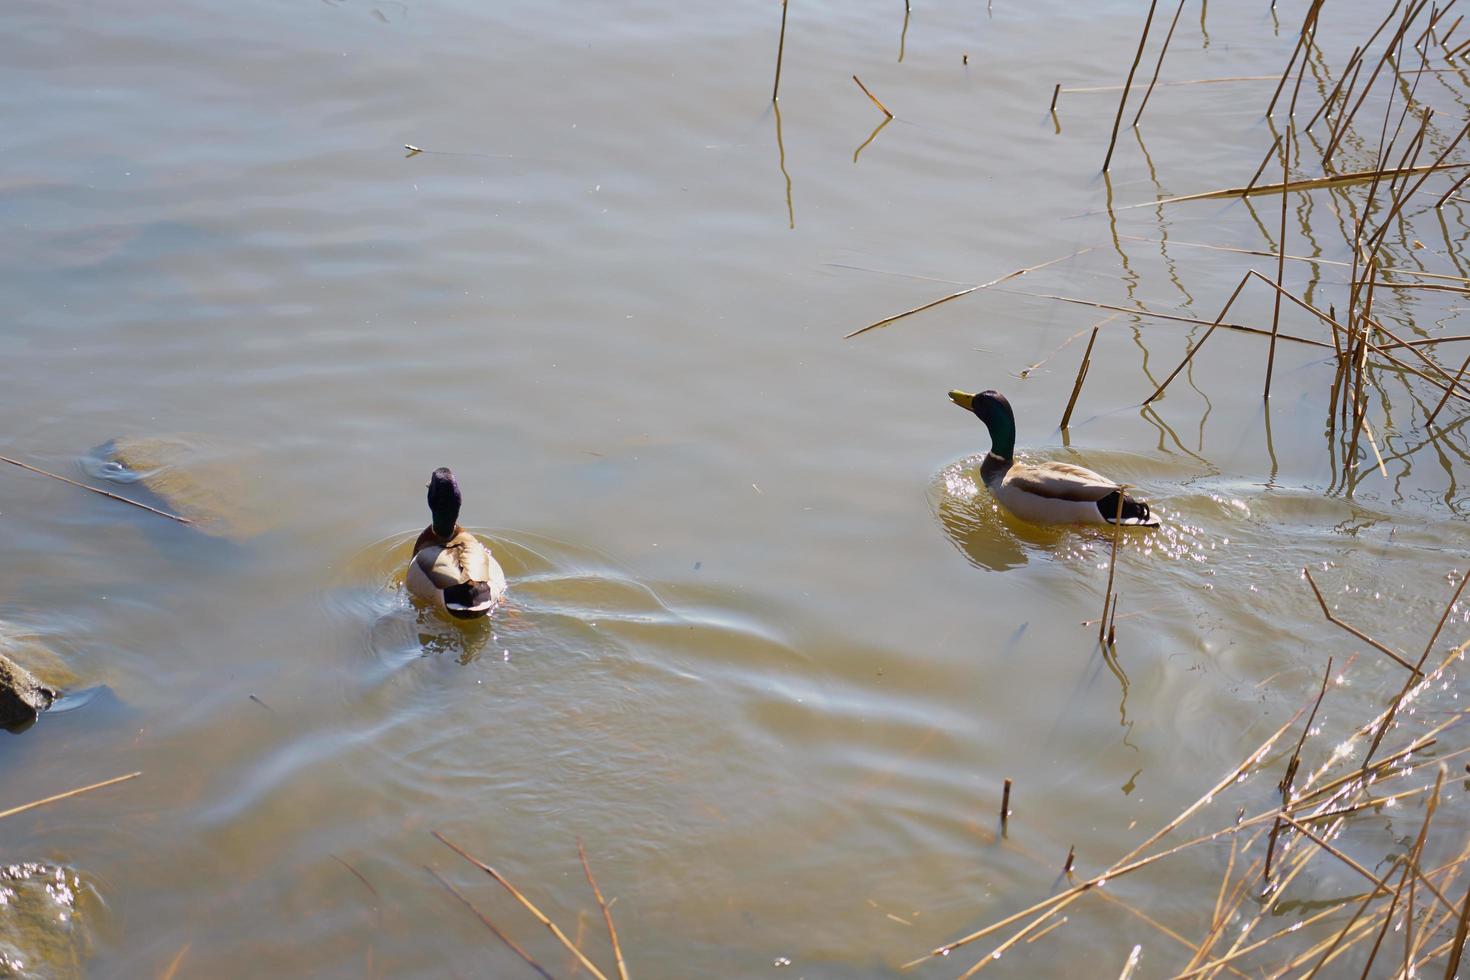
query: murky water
4 0 1470 976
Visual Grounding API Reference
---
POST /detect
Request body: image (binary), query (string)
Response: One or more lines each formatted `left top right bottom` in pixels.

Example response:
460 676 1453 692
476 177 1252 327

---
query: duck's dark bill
948 390 975 411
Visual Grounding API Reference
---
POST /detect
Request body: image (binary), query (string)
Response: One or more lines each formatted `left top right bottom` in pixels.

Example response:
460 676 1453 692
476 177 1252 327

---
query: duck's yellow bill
948 390 975 411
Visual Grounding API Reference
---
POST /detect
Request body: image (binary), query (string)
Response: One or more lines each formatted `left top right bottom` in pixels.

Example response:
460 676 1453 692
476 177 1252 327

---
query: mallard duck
406 468 507 619
948 389 1158 527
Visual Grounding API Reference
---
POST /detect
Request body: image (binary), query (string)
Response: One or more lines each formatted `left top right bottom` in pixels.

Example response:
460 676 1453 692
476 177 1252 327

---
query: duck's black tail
444 581 498 618
1096 490 1159 527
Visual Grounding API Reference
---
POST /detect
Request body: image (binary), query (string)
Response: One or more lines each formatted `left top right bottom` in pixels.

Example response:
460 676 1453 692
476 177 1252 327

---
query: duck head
949 389 1016 460
426 467 462 538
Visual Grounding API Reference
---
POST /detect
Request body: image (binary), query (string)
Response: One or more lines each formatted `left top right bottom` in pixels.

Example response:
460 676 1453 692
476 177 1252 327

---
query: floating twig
1303 569 1421 675
0 771 142 821
1 454 191 525
845 248 1092 339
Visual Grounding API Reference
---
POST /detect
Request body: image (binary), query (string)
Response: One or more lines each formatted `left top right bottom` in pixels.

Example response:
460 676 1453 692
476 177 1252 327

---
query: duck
948 389 1158 527
405 467 507 619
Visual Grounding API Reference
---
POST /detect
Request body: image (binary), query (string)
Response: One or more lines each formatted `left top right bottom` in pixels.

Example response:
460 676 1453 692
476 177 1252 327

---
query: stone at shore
0 652 55 729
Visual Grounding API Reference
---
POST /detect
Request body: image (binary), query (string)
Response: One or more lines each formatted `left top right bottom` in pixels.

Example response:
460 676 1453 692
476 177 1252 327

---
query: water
3 0 1470 976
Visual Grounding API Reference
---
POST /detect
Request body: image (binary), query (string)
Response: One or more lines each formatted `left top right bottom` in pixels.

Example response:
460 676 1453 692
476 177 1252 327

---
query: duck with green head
406 467 507 619
948 389 1158 527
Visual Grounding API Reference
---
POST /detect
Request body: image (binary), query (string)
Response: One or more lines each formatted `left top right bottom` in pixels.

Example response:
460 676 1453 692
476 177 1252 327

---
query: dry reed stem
427 865 555 980
1102 0 1159 171
903 711 1303 970
1143 272 1252 404
1059 326 1100 428
1444 874 1470 978
845 248 1091 339
1244 134 1283 195
0 454 192 525
1303 568 1421 674
1100 491 1126 643
1267 657 1333 882
1359 414 1391 480
0 771 141 821
1130 0 1187 127
1265 124 1292 400
1280 814 1398 896
1264 0 1324 117
1063 75 1277 93
578 840 630 980
1117 234 1470 285
1106 161 1470 211
851 75 893 118
771 0 788 103
1116 944 1143 980
434 832 612 980
1049 83 1060 112
1427 349 1470 425
1366 116 1470 252
158 943 190 980
1012 288 1331 351
1323 0 1423 164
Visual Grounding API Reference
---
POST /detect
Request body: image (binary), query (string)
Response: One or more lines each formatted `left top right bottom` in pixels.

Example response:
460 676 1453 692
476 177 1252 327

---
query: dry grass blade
0 771 142 821
427 865 555 980
435 831 612 980
845 248 1091 339
1303 568 1422 674
1 454 192 525
1102 0 1159 171
852 75 893 118
578 840 629 980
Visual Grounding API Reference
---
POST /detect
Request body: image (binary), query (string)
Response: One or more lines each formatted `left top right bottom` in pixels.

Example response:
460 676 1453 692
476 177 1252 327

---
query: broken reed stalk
578 840 630 980
1303 568 1422 674
1000 779 1012 836
0 771 142 821
1323 0 1423 165
0 454 191 525
1102 0 1159 171
771 0 789 102
852 75 893 118
1113 160 1470 209
1062 845 1075 877
1130 0 1187 127
1100 491 1126 644
1059 326 1100 428
433 832 613 980
1049 83 1061 112
845 248 1091 338
427 865 555 980
1426 349 1470 425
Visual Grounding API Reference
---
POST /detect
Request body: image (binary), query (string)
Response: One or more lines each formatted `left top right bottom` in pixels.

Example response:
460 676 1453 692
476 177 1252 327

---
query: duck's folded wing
414 545 471 589
1006 463 1119 502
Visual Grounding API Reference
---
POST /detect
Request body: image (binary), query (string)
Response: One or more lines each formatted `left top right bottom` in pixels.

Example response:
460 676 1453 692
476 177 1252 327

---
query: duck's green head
949 389 1015 459
427 467 462 538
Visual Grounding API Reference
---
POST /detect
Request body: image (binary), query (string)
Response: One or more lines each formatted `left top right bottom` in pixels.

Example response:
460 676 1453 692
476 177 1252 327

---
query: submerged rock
0 653 55 730
92 435 269 539
0 863 100 979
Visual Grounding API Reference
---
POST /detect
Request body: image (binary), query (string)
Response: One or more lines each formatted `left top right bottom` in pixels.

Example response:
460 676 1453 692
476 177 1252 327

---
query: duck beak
948 390 975 411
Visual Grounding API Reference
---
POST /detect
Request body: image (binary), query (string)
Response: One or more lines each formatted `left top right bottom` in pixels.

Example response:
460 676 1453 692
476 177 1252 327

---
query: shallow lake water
4 0 1470 976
